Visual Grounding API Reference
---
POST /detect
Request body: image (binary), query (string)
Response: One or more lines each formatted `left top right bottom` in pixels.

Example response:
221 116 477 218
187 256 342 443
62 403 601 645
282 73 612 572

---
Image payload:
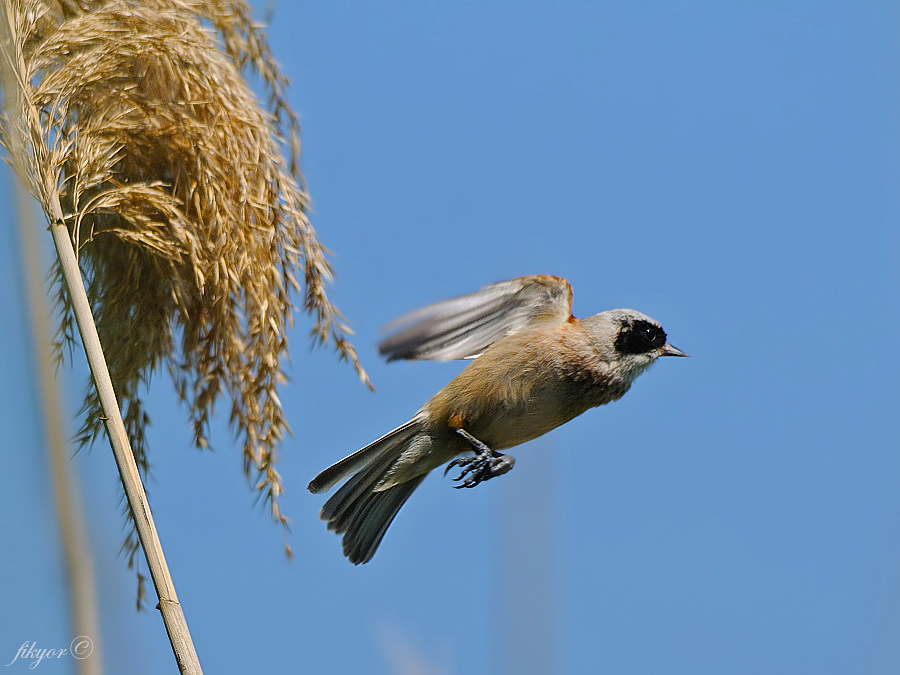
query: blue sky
2 1 899 673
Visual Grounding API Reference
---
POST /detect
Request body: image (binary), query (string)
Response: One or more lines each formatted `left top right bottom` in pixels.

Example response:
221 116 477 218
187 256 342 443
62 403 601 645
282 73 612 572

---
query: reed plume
1 0 369 607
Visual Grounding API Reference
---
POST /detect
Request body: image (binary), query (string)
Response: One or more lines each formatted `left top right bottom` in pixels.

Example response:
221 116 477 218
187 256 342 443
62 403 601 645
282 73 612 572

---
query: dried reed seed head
1 0 371 557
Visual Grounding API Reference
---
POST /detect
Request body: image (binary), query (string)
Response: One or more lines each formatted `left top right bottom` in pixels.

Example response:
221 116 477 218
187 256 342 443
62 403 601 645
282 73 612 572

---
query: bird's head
582 308 687 382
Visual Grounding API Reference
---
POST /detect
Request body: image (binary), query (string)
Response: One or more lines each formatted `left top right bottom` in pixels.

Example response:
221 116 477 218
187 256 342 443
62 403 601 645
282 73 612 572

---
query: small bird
308 275 687 564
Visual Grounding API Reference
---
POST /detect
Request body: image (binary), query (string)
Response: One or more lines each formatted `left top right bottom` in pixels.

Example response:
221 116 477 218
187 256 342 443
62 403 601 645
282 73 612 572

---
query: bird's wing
378 275 574 361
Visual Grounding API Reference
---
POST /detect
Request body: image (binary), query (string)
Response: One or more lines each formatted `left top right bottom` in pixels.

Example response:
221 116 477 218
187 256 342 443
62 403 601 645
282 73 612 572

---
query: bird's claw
444 452 515 488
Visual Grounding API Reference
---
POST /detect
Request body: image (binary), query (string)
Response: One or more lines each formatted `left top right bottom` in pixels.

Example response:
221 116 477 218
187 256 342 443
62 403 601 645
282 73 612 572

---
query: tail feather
323 446 398 532
311 418 429 564
308 419 421 494
342 476 425 564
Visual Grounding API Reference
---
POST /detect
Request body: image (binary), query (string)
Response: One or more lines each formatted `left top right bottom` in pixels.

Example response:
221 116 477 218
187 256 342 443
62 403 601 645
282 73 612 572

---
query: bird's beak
659 343 689 357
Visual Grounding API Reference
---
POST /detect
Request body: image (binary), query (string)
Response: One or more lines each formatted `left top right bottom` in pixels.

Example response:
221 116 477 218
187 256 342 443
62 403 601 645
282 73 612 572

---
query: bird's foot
444 428 515 488
445 453 515 488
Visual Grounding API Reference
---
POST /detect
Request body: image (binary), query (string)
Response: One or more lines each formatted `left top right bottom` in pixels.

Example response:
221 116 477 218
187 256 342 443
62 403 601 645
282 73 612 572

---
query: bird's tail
308 418 427 564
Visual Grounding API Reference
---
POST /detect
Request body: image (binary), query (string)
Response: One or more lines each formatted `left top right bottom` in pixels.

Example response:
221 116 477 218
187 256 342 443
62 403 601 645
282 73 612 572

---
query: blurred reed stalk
12 159 103 675
1 1 369 672
0 6 202 670
493 440 560 675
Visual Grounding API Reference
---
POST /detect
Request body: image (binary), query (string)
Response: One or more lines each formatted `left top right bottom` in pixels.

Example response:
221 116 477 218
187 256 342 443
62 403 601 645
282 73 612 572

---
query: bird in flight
309 275 687 564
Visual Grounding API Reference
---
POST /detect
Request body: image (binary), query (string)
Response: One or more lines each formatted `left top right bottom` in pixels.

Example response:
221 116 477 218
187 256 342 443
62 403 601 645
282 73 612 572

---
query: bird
308 275 687 564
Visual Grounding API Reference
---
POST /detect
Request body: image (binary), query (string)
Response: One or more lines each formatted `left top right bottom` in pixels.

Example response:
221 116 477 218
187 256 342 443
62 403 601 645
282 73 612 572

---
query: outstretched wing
378 275 574 362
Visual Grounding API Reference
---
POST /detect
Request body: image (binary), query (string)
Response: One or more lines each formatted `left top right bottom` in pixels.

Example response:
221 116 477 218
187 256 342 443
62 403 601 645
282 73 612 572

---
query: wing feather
378 275 573 362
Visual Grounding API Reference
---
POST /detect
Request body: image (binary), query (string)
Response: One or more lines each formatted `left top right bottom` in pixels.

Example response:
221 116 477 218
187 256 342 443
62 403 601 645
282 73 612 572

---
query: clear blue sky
2 1 899 673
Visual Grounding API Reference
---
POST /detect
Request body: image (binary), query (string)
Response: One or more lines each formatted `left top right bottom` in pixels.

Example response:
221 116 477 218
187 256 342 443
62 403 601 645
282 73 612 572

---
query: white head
580 308 688 383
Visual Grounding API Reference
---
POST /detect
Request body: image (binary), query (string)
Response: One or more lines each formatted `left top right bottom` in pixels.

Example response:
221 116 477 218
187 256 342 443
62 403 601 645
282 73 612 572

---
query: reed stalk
1 1 367 670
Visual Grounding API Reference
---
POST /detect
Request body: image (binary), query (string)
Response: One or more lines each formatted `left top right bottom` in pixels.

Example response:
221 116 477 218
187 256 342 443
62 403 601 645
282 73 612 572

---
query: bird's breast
425 329 627 451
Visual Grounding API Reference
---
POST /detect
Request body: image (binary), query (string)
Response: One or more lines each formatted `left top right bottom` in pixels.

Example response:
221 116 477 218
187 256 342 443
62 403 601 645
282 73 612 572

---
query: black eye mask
614 319 667 355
